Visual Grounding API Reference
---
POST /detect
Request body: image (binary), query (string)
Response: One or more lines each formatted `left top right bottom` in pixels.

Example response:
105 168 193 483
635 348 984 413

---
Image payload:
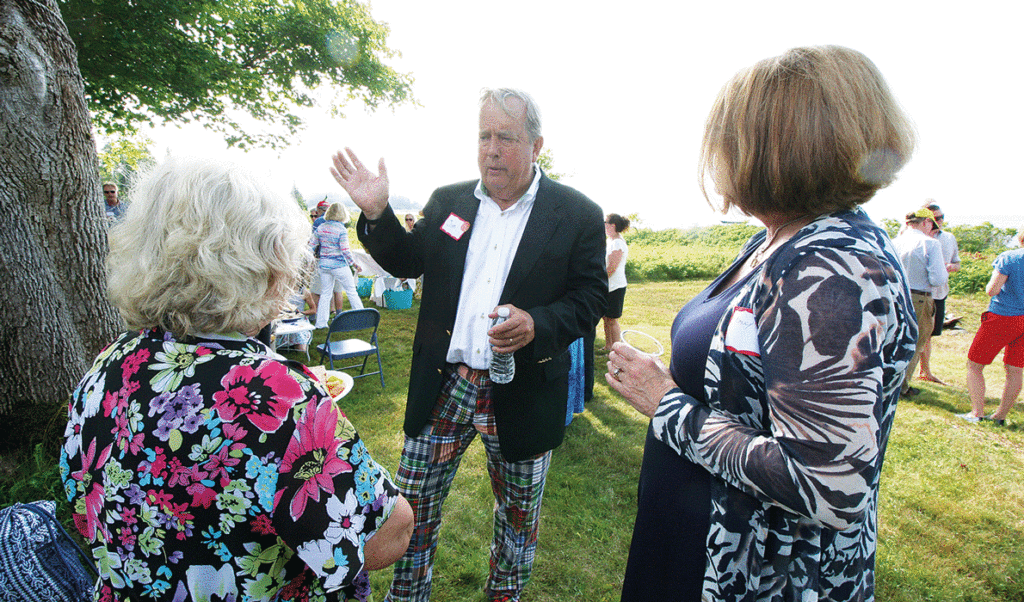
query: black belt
910 289 931 297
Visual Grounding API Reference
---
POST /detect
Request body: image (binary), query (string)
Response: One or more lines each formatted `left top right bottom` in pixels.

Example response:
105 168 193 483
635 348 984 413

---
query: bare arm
986 270 1008 297
363 494 414 570
606 249 624 277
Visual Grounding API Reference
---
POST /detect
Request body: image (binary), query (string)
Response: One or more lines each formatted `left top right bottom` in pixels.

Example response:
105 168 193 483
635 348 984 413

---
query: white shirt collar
473 164 543 209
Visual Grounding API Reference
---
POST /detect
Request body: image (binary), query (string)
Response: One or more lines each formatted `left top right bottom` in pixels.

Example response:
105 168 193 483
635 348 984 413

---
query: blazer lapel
500 176 563 303
442 187 481 286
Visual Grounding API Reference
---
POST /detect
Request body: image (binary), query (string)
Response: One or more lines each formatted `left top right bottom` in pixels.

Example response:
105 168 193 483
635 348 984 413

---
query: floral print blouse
60 328 400 602
651 209 917 601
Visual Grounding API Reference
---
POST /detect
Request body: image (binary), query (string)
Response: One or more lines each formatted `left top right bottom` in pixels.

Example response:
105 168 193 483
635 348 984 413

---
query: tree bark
0 0 121 449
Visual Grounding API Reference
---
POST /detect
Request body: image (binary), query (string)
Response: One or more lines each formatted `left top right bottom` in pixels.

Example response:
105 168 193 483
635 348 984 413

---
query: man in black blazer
331 88 606 602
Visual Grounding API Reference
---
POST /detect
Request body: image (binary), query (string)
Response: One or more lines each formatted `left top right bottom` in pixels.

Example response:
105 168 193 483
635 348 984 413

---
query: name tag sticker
724 306 760 357
441 213 471 241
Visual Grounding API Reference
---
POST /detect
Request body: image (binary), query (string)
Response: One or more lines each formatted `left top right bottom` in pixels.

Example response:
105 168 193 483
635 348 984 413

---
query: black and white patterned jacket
654 208 917 602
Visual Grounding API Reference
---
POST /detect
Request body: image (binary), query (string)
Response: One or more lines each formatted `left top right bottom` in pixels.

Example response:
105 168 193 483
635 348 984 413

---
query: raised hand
330 148 390 220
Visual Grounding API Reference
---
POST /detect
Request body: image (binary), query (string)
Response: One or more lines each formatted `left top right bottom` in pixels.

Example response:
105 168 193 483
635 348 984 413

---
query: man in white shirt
330 88 607 602
893 207 949 398
918 201 960 383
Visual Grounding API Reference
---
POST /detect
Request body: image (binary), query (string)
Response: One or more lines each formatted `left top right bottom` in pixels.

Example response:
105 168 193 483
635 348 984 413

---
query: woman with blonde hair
311 202 363 328
608 46 917 601
61 157 412 602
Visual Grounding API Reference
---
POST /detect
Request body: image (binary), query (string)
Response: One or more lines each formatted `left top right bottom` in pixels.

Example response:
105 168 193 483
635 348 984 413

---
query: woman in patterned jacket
60 157 413 602
607 46 917 602
310 202 364 329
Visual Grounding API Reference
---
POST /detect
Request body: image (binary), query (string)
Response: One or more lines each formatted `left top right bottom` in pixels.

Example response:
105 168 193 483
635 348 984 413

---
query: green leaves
59 0 414 148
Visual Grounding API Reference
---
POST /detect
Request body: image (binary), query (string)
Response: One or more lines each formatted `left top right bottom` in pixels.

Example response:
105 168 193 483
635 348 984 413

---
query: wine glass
620 329 664 357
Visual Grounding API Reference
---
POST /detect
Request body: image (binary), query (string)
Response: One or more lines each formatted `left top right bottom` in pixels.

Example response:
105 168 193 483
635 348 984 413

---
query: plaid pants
385 365 552 602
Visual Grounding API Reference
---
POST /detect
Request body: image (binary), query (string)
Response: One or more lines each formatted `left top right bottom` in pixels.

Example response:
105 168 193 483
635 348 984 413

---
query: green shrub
880 218 900 239
624 223 759 282
949 253 994 295
626 243 740 281
680 223 761 248
946 223 1017 254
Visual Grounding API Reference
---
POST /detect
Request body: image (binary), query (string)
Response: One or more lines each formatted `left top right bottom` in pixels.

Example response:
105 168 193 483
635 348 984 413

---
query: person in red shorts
962 230 1024 425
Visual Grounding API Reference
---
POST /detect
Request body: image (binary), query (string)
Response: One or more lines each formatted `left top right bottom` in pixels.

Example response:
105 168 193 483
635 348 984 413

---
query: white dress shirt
446 166 542 369
893 228 948 293
931 230 960 299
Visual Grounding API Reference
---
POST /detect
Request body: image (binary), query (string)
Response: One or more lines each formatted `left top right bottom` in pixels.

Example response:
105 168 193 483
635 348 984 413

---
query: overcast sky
148 0 1024 229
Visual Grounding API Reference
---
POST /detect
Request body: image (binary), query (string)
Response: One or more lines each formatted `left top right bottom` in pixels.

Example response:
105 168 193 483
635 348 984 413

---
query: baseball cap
317 199 330 210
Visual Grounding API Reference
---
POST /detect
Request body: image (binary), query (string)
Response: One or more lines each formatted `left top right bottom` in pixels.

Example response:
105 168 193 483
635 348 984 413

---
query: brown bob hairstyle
699 45 916 217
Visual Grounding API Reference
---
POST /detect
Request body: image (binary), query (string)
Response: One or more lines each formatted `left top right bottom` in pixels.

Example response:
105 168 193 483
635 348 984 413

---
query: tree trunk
0 0 121 450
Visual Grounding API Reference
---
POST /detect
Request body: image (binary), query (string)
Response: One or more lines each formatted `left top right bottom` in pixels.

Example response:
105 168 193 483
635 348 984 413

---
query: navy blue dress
620 258 756 601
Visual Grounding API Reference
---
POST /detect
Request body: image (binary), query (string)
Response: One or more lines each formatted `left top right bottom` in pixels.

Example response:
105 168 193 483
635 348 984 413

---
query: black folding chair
317 308 385 388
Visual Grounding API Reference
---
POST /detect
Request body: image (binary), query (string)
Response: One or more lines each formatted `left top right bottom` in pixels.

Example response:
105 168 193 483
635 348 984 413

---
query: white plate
323 370 354 402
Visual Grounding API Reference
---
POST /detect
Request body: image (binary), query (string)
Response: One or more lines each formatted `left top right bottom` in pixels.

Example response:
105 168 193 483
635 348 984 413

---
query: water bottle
489 307 515 384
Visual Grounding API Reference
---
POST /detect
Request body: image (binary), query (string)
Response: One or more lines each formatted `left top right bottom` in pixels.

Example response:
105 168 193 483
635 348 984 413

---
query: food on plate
326 374 348 399
308 365 350 400
309 365 328 382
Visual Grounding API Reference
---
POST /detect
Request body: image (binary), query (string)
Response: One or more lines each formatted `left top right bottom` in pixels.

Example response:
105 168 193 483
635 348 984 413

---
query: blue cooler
356 277 373 297
382 288 413 309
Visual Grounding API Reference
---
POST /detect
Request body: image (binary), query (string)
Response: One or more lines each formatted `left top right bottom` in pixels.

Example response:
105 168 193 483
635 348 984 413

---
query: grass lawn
3 281 1022 601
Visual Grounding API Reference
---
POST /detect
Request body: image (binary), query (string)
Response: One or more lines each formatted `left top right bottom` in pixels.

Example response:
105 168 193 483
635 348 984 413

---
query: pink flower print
280 398 353 520
212 361 303 434
146 489 173 509
102 390 121 418
72 437 113 482
117 525 137 549
166 457 192 488
139 447 168 482
221 421 248 442
81 482 106 541
187 482 218 509
212 364 259 422
168 501 195 539
202 444 240 485
251 513 276 536
121 347 151 380
111 412 144 455
121 506 138 526
71 438 113 541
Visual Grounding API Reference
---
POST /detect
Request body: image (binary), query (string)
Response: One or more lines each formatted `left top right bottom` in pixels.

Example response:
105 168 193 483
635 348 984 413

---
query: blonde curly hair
107 156 312 335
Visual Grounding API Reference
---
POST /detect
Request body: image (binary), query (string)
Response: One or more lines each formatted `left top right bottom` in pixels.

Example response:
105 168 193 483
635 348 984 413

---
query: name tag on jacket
724 306 760 357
